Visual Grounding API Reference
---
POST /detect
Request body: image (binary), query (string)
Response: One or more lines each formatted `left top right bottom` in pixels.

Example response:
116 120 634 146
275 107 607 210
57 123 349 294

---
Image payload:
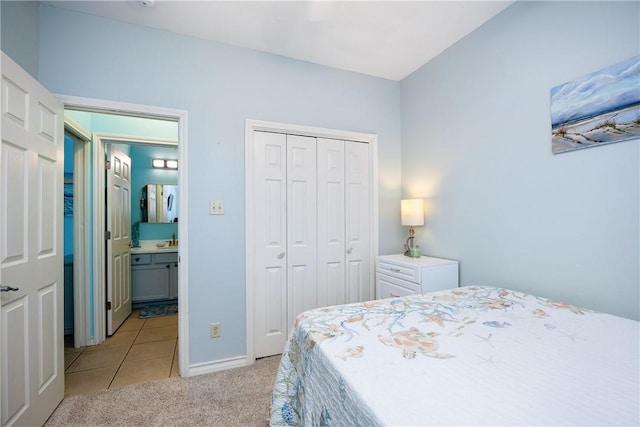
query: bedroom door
0 51 65 427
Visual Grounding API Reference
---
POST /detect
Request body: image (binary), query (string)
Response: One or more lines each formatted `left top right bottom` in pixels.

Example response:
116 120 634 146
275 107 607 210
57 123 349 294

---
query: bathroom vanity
131 243 178 303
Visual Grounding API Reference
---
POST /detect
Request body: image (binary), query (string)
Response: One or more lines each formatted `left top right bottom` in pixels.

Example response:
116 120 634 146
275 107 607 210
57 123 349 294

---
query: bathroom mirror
141 184 178 223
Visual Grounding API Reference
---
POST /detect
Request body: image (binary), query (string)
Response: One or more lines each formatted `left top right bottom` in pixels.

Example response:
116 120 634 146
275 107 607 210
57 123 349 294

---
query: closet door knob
346 248 353 254
278 252 285 259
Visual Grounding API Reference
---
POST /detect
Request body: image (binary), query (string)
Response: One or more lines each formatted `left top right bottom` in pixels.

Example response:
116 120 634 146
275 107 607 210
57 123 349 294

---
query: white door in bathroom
106 145 132 335
0 52 64 427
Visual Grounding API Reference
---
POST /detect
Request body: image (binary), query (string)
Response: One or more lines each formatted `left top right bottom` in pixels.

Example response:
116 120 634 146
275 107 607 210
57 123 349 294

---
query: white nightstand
376 254 459 299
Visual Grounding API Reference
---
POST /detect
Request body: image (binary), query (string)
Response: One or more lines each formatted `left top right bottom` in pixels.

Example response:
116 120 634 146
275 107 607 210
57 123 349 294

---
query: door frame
98 135 177 339
64 118 92 348
57 95 190 377
244 119 379 362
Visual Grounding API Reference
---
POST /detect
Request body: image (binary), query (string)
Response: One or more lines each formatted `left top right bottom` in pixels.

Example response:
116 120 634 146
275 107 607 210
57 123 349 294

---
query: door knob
346 248 353 254
0 285 19 292
278 252 285 259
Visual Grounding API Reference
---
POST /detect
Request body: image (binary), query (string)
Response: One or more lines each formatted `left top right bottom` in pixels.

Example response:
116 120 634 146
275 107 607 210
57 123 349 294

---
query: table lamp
401 199 424 257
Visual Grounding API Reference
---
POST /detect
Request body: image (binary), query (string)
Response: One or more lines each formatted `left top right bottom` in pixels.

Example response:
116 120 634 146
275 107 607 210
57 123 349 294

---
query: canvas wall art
551 55 640 154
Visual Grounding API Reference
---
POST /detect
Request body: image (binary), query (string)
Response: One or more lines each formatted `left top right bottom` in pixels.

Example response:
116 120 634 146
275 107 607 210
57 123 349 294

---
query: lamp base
403 224 421 257
403 236 420 257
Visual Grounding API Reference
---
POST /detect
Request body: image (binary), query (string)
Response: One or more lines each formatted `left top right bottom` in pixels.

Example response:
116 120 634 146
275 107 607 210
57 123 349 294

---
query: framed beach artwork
551 55 640 154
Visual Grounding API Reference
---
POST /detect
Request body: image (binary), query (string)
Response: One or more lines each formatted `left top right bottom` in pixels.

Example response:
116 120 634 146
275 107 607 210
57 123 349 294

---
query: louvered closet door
317 138 346 307
286 135 317 329
253 131 288 358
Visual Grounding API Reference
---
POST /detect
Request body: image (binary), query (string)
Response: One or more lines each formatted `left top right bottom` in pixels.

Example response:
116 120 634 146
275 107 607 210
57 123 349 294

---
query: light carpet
45 356 281 427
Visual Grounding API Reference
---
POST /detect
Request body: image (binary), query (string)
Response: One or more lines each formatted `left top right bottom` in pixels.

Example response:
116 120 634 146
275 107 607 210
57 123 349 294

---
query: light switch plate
209 201 224 215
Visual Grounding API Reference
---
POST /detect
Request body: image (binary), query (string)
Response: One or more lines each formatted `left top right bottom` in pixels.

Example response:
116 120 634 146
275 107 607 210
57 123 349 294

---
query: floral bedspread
269 286 639 426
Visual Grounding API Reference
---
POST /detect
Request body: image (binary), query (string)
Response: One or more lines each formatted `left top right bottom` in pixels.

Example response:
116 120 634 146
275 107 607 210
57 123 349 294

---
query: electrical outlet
209 201 224 215
210 322 221 338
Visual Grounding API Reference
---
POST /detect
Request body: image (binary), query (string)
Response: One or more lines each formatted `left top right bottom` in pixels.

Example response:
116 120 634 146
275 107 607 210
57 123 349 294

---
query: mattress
270 286 639 426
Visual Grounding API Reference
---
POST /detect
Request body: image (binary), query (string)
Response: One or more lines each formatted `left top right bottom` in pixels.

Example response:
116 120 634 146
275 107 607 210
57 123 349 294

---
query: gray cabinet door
131 263 171 302
169 263 179 299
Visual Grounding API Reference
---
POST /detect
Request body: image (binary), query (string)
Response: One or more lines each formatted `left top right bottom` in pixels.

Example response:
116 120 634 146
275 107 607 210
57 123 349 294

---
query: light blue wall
65 113 179 241
36 5 402 364
1 1 39 79
65 110 178 141
401 1 639 320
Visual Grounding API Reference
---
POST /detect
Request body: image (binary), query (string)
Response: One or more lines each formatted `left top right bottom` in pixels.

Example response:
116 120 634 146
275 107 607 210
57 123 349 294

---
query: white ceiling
42 0 513 81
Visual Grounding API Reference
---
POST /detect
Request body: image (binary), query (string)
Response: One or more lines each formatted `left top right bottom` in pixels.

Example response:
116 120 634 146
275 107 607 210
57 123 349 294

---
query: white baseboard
184 355 251 377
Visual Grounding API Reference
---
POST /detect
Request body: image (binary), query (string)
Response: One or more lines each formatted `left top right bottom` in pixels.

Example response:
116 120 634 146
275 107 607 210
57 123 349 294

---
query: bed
270 286 639 426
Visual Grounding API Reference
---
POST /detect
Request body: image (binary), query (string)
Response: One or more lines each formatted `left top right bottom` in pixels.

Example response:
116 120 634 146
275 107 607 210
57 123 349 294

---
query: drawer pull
135 257 140 262
390 293 399 298
390 267 401 272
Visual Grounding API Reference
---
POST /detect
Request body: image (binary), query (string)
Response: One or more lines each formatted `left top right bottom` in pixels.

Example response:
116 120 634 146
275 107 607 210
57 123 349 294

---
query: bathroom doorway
60 96 189 388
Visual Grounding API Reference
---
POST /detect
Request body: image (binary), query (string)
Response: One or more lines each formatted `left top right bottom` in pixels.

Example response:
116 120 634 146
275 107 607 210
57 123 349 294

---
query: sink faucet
172 233 176 246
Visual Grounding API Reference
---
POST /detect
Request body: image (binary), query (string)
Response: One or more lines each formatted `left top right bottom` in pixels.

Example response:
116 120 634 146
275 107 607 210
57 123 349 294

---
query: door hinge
105 230 111 240
105 160 111 170
106 301 112 311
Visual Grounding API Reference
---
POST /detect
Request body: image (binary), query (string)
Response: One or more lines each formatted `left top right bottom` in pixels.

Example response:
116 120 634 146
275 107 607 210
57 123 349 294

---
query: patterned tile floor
64 309 179 397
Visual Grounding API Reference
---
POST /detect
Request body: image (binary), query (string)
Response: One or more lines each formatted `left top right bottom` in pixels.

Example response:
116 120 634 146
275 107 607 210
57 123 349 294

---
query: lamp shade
401 199 424 226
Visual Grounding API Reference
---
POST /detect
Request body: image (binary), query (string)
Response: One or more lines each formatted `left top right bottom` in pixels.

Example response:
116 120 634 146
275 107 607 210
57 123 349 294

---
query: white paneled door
0 52 65 426
106 146 132 335
317 139 371 306
286 135 317 329
345 141 371 303
317 138 346 307
253 131 289 358
252 130 371 358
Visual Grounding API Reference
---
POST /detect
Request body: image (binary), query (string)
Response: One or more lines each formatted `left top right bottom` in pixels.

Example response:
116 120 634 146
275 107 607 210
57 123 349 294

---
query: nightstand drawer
375 254 459 299
377 260 419 283
376 272 421 297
